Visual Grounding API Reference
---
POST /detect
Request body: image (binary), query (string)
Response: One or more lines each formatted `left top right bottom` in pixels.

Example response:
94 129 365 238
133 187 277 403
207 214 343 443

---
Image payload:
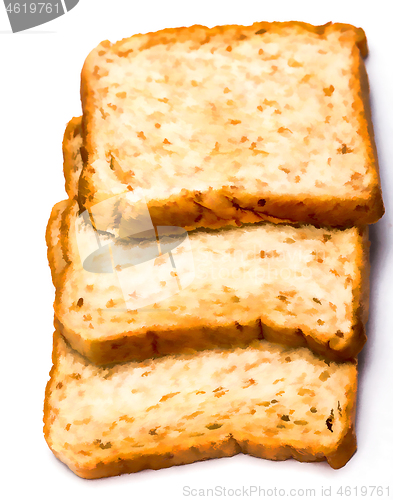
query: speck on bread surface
44 332 357 478
79 21 383 230
47 199 369 365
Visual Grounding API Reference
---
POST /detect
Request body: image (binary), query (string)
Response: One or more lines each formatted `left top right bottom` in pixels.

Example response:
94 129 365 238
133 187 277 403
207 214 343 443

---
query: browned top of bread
44 331 357 478
79 21 383 231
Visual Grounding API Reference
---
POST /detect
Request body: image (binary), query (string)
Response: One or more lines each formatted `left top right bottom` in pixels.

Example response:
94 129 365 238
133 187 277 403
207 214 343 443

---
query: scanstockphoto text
182 484 391 497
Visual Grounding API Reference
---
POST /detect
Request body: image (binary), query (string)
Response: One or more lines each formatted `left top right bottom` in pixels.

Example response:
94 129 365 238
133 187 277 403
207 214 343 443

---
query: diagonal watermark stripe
75 191 195 310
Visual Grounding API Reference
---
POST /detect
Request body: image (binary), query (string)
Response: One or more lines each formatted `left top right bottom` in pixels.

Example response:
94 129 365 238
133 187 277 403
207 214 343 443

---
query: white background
1 0 392 498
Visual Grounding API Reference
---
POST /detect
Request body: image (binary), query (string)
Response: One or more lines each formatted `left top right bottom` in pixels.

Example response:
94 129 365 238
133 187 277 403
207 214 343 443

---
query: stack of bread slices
44 21 384 479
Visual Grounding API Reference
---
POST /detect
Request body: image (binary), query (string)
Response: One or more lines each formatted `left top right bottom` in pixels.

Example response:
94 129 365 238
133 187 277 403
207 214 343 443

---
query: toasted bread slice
79 22 383 232
47 199 369 364
44 331 357 478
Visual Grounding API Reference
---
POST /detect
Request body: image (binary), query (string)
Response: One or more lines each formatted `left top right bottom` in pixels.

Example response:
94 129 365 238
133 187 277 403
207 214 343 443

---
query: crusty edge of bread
46 200 71 289
43 331 358 478
78 21 384 228
63 117 83 200
54 312 364 366
349 37 384 221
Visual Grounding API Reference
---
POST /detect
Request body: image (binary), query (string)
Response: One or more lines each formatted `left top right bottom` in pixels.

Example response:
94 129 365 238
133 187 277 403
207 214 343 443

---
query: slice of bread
44 331 358 478
79 21 383 233
47 199 369 365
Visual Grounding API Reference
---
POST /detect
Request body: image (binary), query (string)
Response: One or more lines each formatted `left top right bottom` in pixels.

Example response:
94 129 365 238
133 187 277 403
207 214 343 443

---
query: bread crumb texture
48 199 369 364
79 22 383 229
44 332 357 478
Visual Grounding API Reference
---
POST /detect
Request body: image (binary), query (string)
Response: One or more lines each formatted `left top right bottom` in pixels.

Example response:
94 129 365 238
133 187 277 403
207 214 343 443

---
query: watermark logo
3 0 79 33
75 189 195 310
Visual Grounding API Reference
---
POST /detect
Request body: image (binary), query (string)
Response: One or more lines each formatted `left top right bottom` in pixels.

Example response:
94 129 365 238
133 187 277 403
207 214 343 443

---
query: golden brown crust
63 117 84 200
54 317 264 365
46 200 70 289
79 21 384 230
49 436 242 479
55 314 362 366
